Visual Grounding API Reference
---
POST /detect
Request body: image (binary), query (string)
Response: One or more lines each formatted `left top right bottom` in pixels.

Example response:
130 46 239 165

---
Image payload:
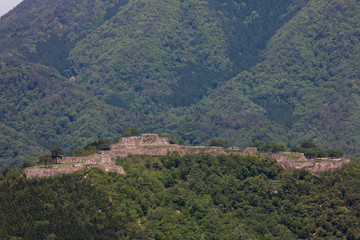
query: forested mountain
1 154 360 239
1 0 360 168
165 0 360 151
0 57 128 169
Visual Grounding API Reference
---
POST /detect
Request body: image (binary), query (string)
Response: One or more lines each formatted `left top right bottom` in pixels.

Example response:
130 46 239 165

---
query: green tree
21 162 33 168
71 147 85 157
328 149 344 158
300 141 317 149
249 141 261 148
303 148 326 159
258 143 285 153
124 128 140 137
50 148 63 164
98 140 111 150
39 153 52 167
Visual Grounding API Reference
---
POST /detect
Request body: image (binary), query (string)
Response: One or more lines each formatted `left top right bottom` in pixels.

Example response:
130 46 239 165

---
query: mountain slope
69 0 305 109
167 0 360 152
69 0 231 109
0 0 127 75
0 56 127 168
0 123 46 169
0 0 132 168
1 0 360 168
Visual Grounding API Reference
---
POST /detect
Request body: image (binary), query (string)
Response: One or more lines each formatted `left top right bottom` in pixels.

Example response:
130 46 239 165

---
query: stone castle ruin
118 133 170 146
23 134 350 178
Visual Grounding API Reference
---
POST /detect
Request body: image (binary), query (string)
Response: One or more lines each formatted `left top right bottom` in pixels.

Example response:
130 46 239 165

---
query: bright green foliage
1 154 360 239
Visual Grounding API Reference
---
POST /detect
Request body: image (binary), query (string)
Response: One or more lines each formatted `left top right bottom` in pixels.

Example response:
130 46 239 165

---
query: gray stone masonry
23 134 350 178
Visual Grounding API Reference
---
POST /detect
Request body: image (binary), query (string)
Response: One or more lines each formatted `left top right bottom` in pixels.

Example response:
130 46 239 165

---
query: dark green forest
1 154 360 239
2 0 360 238
1 0 360 169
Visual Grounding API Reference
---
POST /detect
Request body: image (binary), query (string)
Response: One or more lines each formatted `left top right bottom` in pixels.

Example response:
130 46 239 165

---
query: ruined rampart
23 164 125 179
23 134 350 179
268 152 350 172
119 134 170 146
111 143 257 158
311 158 350 172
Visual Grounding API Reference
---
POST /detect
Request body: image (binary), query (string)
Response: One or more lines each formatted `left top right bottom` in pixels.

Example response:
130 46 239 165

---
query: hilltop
23 134 349 178
1 136 360 239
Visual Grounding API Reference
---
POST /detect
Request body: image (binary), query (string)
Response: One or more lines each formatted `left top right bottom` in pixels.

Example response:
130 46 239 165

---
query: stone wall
269 152 350 172
24 134 350 179
118 134 170 146
311 159 350 172
110 145 256 158
23 166 83 178
61 152 114 164
23 164 125 179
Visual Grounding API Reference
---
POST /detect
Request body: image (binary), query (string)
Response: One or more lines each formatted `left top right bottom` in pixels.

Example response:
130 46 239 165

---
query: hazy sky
0 0 23 17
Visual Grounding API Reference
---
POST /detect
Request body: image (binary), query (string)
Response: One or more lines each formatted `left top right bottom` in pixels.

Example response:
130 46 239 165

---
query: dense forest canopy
1 0 360 169
1 154 360 239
